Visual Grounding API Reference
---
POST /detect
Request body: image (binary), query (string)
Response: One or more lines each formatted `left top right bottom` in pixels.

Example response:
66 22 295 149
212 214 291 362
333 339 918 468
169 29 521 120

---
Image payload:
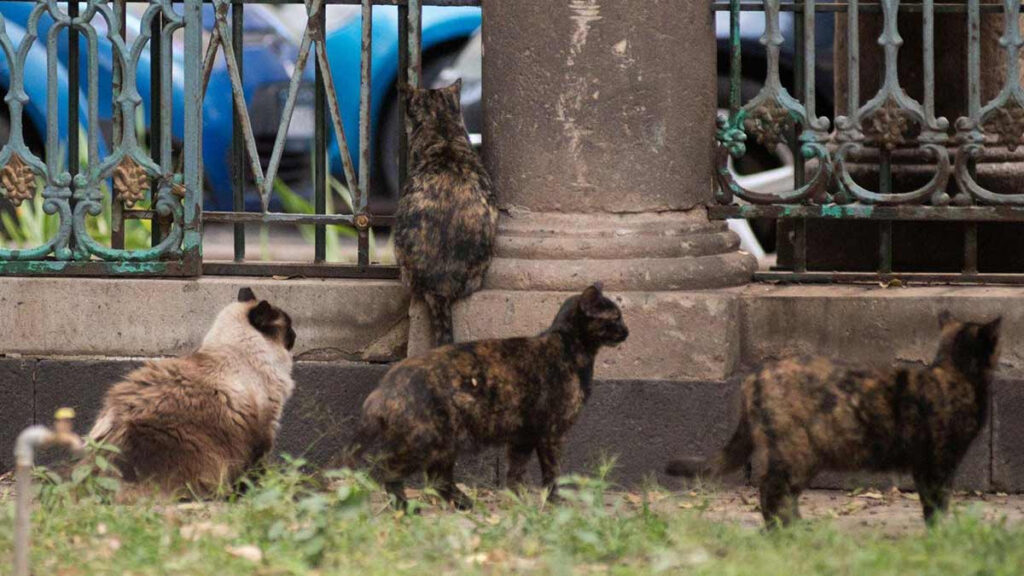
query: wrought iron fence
710 0 1024 283
0 0 479 277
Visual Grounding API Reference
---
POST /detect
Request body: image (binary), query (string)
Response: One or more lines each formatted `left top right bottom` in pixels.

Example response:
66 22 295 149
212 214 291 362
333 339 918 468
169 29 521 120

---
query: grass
2 456 1024 575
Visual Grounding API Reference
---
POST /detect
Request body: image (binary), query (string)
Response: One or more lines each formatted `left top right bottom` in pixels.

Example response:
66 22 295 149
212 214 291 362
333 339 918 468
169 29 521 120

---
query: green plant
0 191 153 250
275 178 395 265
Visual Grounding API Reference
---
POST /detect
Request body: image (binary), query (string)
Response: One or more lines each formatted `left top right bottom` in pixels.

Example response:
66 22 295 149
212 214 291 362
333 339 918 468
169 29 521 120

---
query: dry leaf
226 544 263 563
858 490 884 500
838 500 868 516
180 521 234 541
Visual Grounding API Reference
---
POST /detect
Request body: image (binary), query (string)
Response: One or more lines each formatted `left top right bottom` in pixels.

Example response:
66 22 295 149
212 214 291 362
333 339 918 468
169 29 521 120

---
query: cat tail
665 412 752 479
343 412 383 470
424 294 454 347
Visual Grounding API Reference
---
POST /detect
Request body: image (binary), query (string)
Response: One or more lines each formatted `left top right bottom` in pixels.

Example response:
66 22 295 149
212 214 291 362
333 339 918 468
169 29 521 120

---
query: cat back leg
428 458 473 511
913 468 953 525
537 437 565 503
506 440 534 494
385 480 410 511
758 465 800 528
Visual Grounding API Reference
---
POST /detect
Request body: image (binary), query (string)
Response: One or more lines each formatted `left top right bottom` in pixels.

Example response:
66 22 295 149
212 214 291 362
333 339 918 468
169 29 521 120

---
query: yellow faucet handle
54 407 75 421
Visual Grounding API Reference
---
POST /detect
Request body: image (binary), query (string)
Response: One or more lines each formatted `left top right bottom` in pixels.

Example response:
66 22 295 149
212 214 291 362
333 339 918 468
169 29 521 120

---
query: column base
407 209 755 365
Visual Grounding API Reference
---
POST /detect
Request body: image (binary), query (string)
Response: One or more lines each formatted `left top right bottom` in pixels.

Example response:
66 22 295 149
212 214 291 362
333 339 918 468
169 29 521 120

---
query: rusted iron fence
0 0 478 277
711 0 1024 283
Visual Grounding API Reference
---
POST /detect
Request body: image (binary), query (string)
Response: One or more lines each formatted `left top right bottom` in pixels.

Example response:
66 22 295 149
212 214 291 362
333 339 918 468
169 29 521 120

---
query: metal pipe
13 408 84 576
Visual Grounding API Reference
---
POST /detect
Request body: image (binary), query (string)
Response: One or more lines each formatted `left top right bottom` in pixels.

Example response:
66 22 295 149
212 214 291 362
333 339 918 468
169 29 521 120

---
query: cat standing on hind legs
666 312 1001 528
394 79 498 347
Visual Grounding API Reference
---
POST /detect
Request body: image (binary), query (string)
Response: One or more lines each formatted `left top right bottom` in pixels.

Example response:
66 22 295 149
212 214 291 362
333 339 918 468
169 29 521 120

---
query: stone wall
4 277 1023 492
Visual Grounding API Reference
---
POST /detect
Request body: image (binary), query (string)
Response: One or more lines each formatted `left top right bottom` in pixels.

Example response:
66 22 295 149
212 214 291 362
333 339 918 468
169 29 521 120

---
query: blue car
322 5 481 211
0 2 314 212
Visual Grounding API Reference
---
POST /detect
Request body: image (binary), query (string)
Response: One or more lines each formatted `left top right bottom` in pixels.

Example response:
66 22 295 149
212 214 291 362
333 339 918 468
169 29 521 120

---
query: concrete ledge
0 277 410 362
443 289 744 381
740 284 1024 378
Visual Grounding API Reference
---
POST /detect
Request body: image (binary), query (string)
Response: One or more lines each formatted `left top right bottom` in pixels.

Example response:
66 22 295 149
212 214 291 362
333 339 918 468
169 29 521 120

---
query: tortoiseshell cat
394 79 498 347
352 284 628 510
666 312 1001 528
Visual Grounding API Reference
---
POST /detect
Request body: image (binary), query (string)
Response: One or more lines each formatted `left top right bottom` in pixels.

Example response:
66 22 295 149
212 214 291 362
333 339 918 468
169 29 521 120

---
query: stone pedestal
410 0 756 380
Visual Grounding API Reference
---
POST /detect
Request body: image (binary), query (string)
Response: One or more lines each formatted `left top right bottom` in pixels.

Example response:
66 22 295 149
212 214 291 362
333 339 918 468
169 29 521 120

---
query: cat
665 312 1001 528
394 78 498 347
352 284 628 510
88 287 296 497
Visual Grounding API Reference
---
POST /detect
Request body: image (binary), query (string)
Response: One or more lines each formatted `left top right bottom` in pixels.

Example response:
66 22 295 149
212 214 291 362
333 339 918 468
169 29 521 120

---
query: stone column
407 0 756 382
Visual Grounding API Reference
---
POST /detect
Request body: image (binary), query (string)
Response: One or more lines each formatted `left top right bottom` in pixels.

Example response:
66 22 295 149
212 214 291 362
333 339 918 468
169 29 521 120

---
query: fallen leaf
858 490 884 500
180 521 234 541
226 544 263 563
838 500 868 516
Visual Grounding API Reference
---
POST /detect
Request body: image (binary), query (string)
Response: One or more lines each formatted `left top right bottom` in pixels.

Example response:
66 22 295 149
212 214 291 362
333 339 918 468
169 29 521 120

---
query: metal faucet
13 408 84 576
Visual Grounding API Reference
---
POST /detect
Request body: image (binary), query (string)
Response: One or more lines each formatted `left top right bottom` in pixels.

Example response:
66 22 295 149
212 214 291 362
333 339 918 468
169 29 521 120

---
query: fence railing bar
182 0 204 271
151 8 164 246
710 205 1024 221
314 4 327 263
792 0 807 273
232 0 245 261
711 1 1013 13
358 0 371 266
203 211 397 226
728 0 741 115
68 0 79 256
755 271 1024 285
963 222 979 275
398 2 409 192
202 261 401 279
112 0 126 249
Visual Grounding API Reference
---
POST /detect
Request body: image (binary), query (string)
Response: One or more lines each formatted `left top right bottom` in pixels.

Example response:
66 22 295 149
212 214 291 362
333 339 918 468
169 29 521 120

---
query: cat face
936 311 1002 372
572 284 629 347
403 79 464 129
238 287 297 351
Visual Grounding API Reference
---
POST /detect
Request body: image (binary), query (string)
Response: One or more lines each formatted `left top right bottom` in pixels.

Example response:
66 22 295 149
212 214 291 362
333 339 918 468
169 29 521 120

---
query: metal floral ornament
0 153 36 206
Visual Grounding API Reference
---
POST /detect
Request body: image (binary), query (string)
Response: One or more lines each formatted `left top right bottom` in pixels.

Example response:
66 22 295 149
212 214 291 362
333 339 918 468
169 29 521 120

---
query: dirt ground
664 487 1024 535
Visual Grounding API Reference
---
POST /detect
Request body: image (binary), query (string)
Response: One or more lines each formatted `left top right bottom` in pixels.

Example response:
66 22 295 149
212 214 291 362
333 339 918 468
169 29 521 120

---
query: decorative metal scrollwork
714 0 832 206
832 0 950 206
0 0 194 265
953 0 1024 206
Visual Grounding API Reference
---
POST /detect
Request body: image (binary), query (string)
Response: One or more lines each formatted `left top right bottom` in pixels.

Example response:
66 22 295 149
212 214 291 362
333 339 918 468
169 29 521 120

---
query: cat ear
446 78 463 94
938 310 953 329
238 287 256 302
248 300 276 331
981 316 1003 342
579 284 603 315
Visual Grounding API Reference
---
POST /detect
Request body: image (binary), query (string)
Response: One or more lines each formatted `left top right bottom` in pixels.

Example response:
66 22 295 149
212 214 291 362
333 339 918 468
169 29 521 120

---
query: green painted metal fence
0 0 477 277
711 0 1024 283
0 0 203 275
